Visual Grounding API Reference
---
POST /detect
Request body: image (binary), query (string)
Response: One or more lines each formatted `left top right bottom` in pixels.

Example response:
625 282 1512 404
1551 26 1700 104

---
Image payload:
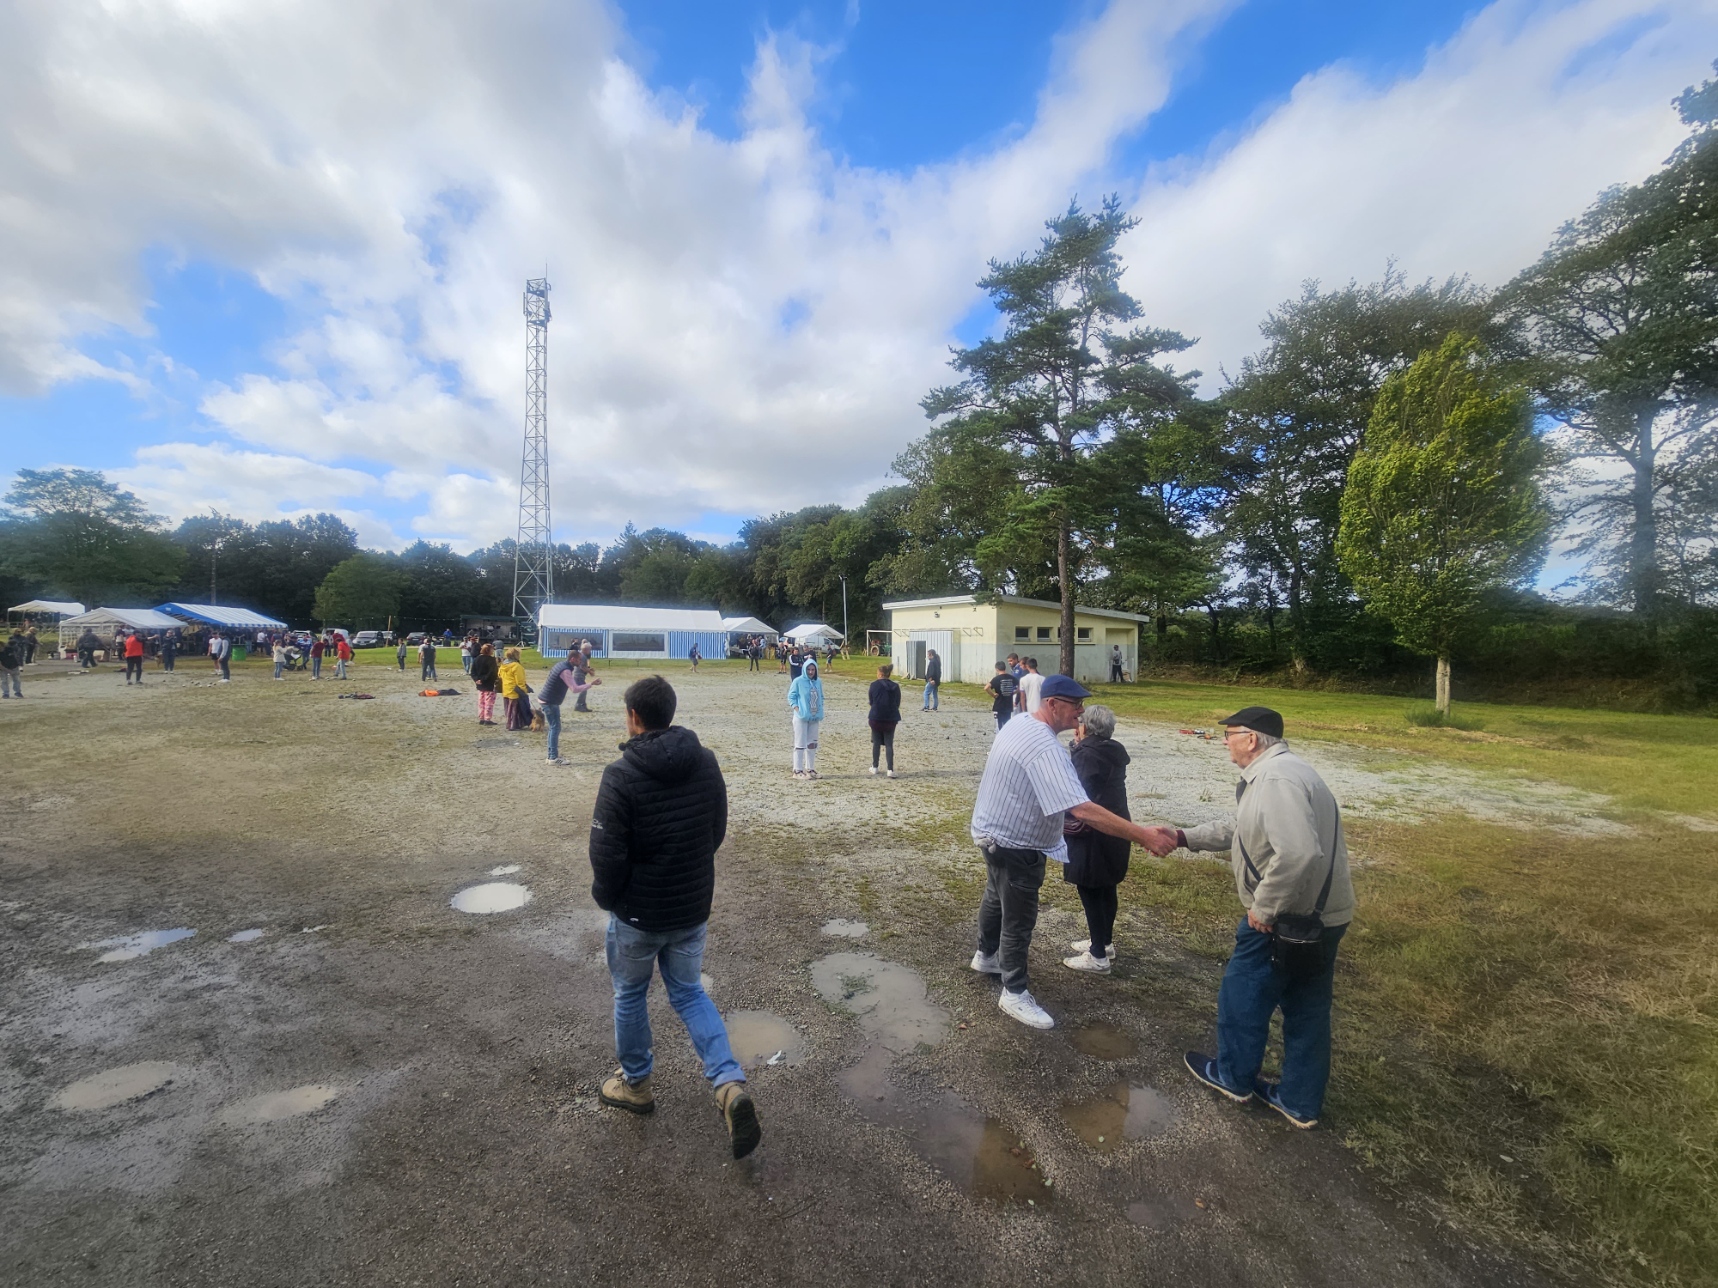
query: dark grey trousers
976 844 1047 994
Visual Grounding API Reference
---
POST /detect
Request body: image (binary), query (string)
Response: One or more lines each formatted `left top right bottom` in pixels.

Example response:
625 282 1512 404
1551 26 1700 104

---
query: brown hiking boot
599 1068 654 1114
715 1080 761 1158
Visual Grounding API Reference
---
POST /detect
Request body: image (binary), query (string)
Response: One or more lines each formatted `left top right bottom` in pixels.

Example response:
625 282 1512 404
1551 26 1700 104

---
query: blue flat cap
1039 674 1091 701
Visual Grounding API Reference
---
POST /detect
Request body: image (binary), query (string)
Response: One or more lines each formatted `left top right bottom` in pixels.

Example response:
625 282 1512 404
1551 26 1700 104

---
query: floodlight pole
840 574 848 653
512 277 553 640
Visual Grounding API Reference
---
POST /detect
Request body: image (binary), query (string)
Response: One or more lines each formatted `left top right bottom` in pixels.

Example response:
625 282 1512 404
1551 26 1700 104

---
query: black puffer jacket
589 726 728 932
1063 735 1132 886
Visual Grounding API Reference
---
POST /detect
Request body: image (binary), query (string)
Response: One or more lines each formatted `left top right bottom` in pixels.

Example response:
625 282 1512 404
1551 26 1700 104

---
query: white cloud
1 0 1713 551
1123 0 1718 387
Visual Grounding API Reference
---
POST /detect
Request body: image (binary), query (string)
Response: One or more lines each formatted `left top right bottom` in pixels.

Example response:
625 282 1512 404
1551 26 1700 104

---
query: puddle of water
51 1062 178 1111
819 918 869 939
82 928 195 963
724 1010 808 1067
487 864 522 876
219 1083 339 1125
838 1046 1052 1205
1068 1021 1138 1061
450 882 532 914
228 929 264 943
1062 1081 1177 1151
1126 1194 1204 1231
810 953 948 1053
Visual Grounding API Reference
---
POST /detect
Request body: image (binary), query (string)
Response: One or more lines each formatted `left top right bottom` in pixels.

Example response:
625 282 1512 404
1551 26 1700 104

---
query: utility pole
512 277 553 639
840 574 848 655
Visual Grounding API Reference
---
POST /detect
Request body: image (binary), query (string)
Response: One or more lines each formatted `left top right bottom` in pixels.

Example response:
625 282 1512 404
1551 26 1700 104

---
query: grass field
815 657 1718 1285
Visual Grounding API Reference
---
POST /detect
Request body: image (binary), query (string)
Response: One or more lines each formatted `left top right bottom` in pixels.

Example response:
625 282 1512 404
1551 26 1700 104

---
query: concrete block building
881 593 1143 686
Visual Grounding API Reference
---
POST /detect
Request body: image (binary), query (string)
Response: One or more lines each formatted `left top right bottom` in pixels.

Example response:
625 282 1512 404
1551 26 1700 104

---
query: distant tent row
50 602 286 653
783 623 843 645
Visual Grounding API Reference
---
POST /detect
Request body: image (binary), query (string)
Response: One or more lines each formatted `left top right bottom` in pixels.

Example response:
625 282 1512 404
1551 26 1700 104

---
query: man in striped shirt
969 674 1164 1029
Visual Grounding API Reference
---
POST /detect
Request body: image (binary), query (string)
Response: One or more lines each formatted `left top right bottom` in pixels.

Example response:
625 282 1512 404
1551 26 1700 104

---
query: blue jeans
923 680 938 709
606 918 743 1089
1216 918 1347 1119
311 656 322 679
542 702 562 759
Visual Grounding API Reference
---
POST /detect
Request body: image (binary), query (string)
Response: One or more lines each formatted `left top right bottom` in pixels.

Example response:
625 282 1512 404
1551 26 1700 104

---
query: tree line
4 67 1715 709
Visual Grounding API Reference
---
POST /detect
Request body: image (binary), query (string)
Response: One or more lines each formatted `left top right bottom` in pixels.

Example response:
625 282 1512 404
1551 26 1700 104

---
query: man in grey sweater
1144 706 1354 1129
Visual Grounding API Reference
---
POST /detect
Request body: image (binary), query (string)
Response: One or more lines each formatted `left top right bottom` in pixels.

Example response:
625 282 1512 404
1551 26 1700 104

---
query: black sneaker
1254 1079 1317 1129
1184 1051 1253 1104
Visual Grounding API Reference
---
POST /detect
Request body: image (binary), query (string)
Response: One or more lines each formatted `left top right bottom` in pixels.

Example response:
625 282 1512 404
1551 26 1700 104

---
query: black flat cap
1218 706 1284 739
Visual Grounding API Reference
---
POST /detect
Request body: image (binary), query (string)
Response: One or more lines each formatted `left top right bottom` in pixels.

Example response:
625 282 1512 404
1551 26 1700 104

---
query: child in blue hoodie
787 657 825 779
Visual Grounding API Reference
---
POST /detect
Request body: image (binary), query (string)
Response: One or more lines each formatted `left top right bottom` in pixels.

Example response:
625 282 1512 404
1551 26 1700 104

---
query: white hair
1246 730 1284 751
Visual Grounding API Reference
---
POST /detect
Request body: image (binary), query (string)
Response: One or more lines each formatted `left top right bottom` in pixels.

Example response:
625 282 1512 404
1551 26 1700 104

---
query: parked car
405 631 429 646
352 630 383 648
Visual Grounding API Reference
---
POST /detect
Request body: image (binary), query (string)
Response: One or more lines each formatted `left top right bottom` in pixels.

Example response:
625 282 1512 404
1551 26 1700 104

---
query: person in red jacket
334 633 353 680
123 630 146 686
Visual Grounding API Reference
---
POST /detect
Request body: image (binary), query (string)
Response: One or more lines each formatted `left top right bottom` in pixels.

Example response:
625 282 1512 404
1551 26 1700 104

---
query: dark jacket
867 678 902 725
589 725 728 932
471 654 500 692
538 659 577 706
0 639 19 669
1063 735 1132 886
926 655 941 683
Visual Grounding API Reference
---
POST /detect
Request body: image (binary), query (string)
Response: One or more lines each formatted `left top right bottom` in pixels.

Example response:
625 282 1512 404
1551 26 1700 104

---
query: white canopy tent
58 607 183 653
9 599 85 617
782 622 843 644
721 616 777 638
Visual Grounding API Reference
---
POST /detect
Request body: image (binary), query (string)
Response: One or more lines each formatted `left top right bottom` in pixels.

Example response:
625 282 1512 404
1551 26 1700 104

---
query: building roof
8 600 85 615
154 602 288 629
538 604 728 632
61 607 183 631
721 616 777 635
881 593 1149 622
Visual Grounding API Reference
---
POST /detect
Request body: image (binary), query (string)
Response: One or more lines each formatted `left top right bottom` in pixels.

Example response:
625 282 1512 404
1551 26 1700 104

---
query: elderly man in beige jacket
1144 705 1354 1129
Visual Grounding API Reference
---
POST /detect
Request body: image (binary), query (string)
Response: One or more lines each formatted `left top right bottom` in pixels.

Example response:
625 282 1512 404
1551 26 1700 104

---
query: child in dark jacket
867 664 901 777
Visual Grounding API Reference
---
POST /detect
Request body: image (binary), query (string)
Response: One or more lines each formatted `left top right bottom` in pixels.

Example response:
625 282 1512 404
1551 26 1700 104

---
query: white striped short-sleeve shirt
969 714 1089 862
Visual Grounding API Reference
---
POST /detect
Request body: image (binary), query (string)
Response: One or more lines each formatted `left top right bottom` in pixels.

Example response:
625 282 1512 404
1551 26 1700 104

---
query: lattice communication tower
512 277 553 635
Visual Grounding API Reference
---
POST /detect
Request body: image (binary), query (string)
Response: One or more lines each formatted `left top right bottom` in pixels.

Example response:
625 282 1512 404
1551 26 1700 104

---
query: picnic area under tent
782 623 843 645
57 607 183 653
154 603 287 631
721 616 778 639
9 600 85 619
537 604 730 661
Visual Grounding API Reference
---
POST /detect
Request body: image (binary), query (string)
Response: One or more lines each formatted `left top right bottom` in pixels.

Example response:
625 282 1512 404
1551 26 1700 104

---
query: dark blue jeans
1216 918 1347 1120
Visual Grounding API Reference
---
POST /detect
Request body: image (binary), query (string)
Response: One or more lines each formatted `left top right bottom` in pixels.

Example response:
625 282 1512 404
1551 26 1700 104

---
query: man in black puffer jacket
589 674 760 1158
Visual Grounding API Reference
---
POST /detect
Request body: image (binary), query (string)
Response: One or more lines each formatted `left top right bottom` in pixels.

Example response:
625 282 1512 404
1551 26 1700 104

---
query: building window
611 632 666 652
1076 627 1092 641
1014 626 1030 641
1036 626 1052 641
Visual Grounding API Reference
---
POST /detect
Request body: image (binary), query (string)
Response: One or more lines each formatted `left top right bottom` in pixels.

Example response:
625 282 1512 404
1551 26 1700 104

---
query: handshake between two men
1062 798 1182 857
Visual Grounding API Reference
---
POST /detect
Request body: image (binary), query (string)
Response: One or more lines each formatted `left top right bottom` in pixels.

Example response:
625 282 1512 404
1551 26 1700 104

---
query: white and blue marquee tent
537 604 730 661
153 602 287 631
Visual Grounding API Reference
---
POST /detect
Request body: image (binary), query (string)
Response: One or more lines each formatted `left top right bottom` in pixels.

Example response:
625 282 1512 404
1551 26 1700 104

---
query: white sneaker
998 989 1054 1029
969 950 1001 975
868 766 877 776
886 770 897 779
1062 951 1111 973
1069 940 1118 961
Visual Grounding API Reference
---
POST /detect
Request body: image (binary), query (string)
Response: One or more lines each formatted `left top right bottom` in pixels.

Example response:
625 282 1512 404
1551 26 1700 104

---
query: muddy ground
0 657 1564 1287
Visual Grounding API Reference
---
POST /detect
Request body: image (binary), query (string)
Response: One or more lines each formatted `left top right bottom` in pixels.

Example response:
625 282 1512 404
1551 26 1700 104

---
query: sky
1 0 1713 560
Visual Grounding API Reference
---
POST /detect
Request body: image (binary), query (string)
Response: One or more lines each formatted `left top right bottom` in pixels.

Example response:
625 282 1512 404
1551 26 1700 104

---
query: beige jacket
1181 743 1354 927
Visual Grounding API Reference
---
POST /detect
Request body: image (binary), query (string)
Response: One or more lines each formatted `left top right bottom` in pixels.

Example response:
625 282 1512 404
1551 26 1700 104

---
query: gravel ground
0 659 1568 1287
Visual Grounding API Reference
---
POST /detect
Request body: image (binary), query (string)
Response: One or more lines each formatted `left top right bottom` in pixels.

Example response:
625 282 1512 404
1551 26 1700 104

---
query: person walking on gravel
590 674 761 1159
968 675 1163 1030
573 641 595 713
986 661 1017 731
922 648 941 711
1143 707 1353 1129
334 632 353 680
868 663 901 777
396 635 408 672
787 656 825 779
210 631 231 682
123 630 146 685
418 638 436 682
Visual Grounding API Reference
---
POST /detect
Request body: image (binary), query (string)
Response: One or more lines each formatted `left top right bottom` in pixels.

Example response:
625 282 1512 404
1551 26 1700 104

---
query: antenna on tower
512 276 553 639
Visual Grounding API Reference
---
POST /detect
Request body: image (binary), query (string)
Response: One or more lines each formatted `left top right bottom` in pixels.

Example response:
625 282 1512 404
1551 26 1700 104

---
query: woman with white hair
1062 704 1132 973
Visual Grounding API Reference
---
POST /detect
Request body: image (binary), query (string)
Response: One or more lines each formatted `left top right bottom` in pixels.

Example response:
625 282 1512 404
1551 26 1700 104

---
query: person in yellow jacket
498 647 534 731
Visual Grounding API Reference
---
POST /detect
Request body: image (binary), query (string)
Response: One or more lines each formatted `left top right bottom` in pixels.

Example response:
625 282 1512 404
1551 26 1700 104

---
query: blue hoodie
787 660 824 721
